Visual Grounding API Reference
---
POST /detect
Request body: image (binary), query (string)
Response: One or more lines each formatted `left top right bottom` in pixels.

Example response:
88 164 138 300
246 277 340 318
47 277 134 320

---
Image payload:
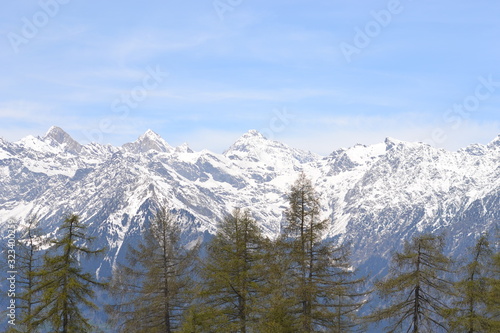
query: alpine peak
139 129 162 141
488 134 500 149
123 129 171 153
43 126 82 153
384 137 402 146
243 129 266 139
224 130 270 155
176 143 193 153
44 126 73 144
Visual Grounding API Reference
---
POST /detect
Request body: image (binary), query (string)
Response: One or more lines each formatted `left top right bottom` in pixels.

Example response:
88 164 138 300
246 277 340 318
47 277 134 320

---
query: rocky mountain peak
224 130 268 156
488 134 500 149
224 130 280 157
122 129 172 154
139 129 162 141
384 137 404 150
43 126 82 154
44 126 68 142
242 129 266 139
224 129 318 166
175 143 193 153
227 130 267 149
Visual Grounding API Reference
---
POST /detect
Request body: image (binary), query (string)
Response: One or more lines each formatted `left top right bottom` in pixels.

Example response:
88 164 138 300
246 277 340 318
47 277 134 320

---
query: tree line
5 173 500 332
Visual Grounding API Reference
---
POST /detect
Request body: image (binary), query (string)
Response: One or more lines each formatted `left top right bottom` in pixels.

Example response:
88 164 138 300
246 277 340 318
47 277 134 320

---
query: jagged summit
383 137 435 152
224 129 318 166
122 129 172 154
225 129 276 151
43 126 82 153
175 143 193 153
138 129 163 142
227 130 268 149
384 137 406 149
241 129 266 139
488 134 500 149
44 126 65 140
44 126 66 142
223 130 270 156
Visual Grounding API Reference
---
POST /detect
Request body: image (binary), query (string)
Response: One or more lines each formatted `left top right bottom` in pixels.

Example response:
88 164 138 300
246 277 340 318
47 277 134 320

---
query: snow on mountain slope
122 129 173 154
0 128 498 278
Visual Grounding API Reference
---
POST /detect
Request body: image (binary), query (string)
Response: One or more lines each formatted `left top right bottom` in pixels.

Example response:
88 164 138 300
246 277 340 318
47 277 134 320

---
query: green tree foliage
486 236 500 331
369 233 452 333
284 172 329 331
445 235 497 332
282 173 366 332
188 208 265 332
255 237 299 333
327 244 368 333
107 207 198 333
31 214 105 332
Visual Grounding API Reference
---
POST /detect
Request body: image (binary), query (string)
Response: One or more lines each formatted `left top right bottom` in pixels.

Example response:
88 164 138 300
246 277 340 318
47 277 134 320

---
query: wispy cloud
149 88 340 103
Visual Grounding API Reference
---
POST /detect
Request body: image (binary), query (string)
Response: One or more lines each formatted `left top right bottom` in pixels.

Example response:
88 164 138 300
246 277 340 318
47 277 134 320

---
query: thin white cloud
150 88 340 103
0 101 55 120
94 29 222 65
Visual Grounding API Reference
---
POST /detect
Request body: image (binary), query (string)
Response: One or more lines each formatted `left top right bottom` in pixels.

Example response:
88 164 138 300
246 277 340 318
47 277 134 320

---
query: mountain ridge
0 127 498 280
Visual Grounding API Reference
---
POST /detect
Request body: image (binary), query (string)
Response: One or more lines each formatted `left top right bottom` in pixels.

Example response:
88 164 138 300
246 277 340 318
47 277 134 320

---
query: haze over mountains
0 127 498 278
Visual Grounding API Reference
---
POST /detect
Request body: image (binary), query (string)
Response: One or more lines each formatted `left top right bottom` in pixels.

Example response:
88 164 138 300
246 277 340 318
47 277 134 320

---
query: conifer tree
107 207 198 333
445 235 496 332
369 233 452 333
327 244 368 333
486 237 500 332
284 173 327 331
282 173 366 332
189 208 265 332
256 236 299 332
31 214 105 332
15 215 45 333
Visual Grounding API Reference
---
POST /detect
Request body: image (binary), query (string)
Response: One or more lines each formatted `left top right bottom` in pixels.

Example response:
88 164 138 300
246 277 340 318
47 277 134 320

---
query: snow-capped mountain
1 127 499 279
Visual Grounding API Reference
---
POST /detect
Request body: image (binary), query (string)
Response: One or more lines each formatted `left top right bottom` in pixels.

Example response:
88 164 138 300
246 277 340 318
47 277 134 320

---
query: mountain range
1 127 499 280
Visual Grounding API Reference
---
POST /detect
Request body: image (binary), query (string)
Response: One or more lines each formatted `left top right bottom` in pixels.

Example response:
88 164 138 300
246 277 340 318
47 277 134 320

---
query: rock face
44 126 83 154
0 128 499 280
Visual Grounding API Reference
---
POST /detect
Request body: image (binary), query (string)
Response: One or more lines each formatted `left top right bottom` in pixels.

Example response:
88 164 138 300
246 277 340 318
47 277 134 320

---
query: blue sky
1 0 499 154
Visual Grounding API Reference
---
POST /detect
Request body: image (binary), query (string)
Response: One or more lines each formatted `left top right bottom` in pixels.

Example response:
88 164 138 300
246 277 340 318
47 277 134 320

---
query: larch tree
327 244 368 333
189 208 265 332
31 214 105 333
107 207 198 333
255 236 299 333
284 172 327 331
486 236 500 332
282 173 367 332
369 233 452 333
445 235 496 332
15 215 45 333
